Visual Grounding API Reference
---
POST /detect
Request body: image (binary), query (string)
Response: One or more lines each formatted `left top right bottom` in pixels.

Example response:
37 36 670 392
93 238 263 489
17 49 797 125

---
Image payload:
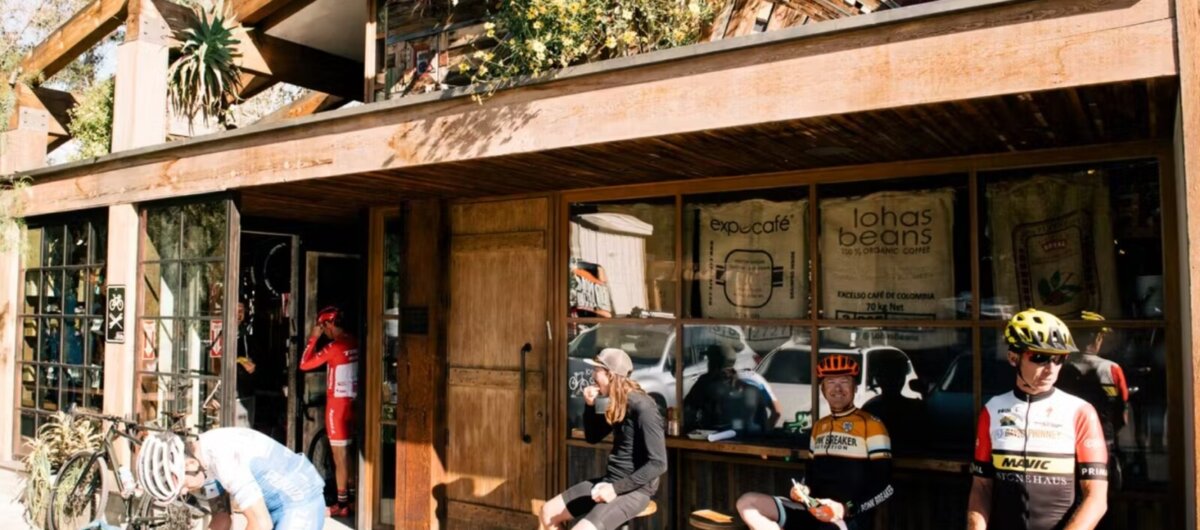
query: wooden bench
689 509 747 529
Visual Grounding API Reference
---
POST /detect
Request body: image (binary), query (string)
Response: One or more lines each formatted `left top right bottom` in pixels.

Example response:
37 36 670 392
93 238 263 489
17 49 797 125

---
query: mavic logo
1001 457 1052 470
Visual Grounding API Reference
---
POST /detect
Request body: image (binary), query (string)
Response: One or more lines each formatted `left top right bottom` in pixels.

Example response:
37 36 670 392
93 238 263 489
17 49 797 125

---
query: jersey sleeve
1075 403 1109 481
1110 364 1129 402
970 408 993 478
298 337 331 371
865 415 892 460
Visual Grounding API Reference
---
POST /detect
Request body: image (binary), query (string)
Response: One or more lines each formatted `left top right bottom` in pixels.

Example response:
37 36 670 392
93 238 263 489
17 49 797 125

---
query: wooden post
111 0 170 152
396 199 444 530
1173 1 1200 527
101 204 139 466
0 86 50 174
0 223 20 462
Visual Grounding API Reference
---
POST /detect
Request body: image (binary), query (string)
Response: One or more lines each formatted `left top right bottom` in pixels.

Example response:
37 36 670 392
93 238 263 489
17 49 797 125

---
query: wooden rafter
256 91 346 124
235 32 363 101
233 0 307 26
19 0 127 82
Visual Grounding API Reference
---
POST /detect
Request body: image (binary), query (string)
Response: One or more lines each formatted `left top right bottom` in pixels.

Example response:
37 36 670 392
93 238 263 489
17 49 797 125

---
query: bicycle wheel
129 495 195 530
306 429 335 501
47 451 107 530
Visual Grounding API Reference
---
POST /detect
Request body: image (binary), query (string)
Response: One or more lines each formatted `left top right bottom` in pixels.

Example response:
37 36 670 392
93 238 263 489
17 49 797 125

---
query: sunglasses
1026 352 1066 365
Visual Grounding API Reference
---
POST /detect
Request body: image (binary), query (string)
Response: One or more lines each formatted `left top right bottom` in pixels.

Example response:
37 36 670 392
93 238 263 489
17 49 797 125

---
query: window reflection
569 199 675 318
566 323 674 433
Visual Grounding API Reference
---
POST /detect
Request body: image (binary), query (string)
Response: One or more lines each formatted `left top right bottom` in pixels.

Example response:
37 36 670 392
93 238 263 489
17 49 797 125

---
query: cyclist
1055 310 1130 491
968 309 1108 530
737 354 893 530
138 428 325 530
539 348 667 530
299 306 360 517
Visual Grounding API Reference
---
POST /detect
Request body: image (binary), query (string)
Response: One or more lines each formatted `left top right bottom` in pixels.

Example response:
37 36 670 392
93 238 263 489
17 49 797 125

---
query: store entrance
235 231 297 444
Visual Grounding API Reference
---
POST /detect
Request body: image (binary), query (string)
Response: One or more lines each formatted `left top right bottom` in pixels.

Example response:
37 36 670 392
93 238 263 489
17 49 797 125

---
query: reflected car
753 340 921 430
566 324 756 428
923 353 1012 454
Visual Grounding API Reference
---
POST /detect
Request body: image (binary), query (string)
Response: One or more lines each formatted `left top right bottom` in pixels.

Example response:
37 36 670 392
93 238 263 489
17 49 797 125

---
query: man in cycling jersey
968 309 1108 530
737 354 893 530
299 306 359 517
139 428 326 530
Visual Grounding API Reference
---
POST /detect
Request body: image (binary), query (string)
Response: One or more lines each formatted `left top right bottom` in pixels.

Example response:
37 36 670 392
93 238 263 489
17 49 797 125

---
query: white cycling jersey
197 428 325 513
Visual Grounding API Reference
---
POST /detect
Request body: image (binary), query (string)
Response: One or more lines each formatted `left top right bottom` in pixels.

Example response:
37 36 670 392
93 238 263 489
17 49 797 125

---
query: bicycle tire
306 428 336 500
129 495 194 530
47 451 107 530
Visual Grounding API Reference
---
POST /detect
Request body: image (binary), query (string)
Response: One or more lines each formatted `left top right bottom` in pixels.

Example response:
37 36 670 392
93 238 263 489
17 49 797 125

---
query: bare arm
241 497 274 530
207 495 232 530
1063 480 1107 530
967 476 992 530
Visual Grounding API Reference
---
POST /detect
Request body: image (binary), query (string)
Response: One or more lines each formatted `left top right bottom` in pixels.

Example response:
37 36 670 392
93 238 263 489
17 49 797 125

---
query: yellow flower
688 1 701 15
533 20 543 30
529 40 547 54
622 30 637 45
621 8 633 20
458 62 470 74
473 50 487 59
487 29 496 38
484 21 496 30
605 36 617 48
562 36 575 47
478 64 489 75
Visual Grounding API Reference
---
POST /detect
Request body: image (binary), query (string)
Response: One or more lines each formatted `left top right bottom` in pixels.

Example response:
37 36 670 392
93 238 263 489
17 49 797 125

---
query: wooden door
445 198 549 528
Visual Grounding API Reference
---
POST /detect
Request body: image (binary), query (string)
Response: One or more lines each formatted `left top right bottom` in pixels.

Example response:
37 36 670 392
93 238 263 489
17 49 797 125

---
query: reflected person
862 349 927 455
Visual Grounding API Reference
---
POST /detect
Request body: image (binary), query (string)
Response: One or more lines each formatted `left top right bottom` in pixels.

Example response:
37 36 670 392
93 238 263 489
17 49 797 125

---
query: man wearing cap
684 343 780 434
540 348 667 530
299 306 359 517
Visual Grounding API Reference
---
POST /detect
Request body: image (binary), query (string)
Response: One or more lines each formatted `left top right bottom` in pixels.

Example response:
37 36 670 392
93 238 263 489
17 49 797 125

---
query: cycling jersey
773 407 892 529
196 428 325 526
1058 353 1129 441
972 387 1108 530
300 334 360 400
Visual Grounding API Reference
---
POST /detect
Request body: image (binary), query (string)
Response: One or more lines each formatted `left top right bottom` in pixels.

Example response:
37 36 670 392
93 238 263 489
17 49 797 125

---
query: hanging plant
464 0 717 100
168 0 243 123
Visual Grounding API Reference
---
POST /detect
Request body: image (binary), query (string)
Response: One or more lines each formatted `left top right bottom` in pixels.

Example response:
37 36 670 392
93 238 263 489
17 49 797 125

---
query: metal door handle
520 343 532 444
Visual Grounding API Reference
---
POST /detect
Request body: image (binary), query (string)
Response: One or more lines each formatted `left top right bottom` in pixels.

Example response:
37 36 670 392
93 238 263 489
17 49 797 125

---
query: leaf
1038 278 1053 301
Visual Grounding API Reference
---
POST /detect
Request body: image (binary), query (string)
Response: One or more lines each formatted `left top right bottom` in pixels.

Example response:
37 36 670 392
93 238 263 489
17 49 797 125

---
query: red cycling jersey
300 334 360 401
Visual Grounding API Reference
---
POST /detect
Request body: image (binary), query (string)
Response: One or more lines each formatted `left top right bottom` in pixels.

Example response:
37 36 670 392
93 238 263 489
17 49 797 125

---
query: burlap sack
820 189 957 348
694 199 809 319
986 173 1118 319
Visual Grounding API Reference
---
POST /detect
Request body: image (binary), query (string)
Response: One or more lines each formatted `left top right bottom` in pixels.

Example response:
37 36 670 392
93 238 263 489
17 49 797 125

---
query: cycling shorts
326 398 355 446
271 495 326 530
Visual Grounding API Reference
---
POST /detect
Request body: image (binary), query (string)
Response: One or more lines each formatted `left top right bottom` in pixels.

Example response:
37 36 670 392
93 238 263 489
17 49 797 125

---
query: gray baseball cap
585 348 633 377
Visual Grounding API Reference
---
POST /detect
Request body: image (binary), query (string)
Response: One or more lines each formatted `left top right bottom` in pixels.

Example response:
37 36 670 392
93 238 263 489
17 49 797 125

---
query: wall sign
106 285 126 343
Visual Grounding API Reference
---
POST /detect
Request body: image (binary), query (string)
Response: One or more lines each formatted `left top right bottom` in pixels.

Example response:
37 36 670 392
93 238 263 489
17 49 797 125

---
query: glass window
980 160 1162 320
681 325 807 440
566 323 674 433
816 327 972 457
569 198 676 318
17 216 106 440
683 189 810 319
819 175 969 320
139 200 229 431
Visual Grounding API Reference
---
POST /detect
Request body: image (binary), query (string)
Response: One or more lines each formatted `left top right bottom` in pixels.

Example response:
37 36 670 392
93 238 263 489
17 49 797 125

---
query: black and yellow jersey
807 408 894 520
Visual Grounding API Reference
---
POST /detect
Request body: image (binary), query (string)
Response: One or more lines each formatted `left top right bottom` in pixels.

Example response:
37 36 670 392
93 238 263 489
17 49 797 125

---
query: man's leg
738 492 784 530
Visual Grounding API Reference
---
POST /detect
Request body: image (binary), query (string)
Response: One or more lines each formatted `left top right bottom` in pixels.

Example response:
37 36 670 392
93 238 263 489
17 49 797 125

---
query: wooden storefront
2 0 1198 529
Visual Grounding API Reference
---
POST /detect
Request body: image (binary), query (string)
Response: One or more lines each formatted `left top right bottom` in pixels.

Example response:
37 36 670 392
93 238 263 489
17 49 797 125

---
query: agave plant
168 0 243 124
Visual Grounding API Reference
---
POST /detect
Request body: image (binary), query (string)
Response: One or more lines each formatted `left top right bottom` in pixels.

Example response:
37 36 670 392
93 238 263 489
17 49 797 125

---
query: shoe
327 503 353 518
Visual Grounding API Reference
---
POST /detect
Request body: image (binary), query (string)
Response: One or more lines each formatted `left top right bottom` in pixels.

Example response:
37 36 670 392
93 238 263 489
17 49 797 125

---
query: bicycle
48 381 221 529
301 393 336 503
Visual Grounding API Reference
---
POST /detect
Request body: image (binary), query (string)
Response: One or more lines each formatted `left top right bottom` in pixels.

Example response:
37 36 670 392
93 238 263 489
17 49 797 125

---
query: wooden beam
234 32 363 101
233 0 305 26
19 0 1178 214
1173 0 1200 527
32 87 80 140
256 91 346 124
257 0 319 30
19 0 127 82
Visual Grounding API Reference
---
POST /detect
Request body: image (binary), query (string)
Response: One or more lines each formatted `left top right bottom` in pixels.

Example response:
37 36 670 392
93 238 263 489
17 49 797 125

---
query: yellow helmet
1005 308 1078 355
1081 310 1112 334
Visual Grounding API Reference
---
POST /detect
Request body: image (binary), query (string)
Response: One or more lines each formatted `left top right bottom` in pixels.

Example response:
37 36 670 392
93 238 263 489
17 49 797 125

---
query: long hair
605 373 645 425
